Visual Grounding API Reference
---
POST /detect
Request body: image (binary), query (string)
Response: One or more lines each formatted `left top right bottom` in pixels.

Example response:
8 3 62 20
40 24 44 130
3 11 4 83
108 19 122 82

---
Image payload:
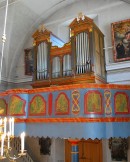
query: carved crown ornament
32 24 51 46
69 13 93 36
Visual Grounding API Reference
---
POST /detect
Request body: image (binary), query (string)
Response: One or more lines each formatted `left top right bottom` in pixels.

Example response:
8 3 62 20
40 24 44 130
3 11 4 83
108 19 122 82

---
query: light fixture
0 117 26 161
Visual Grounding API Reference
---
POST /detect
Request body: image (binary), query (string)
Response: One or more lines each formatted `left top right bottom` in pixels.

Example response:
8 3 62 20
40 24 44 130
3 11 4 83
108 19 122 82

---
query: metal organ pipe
63 55 66 76
52 57 60 78
68 55 71 76
41 42 44 79
37 42 48 80
76 35 78 74
85 32 88 72
75 32 90 75
83 32 86 72
63 55 71 76
44 43 47 79
86 33 90 71
79 33 81 74
37 46 39 79
37 45 40 79
81 32 84 73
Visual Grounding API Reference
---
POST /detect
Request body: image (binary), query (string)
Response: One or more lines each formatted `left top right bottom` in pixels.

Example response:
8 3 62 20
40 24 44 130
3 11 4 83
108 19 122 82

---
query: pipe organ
31 15 106 88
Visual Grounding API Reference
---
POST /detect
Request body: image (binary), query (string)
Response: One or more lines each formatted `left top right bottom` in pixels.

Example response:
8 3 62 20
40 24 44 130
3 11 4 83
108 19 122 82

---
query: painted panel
55 92 70 115
29 95 46 116
8 95 26 116
114 92 129 114
84 90 103 114
0 98 7 115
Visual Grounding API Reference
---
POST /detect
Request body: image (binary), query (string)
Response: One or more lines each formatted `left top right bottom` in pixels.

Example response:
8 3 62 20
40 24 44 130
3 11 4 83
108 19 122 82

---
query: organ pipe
37 42 48 80
75 32 90 74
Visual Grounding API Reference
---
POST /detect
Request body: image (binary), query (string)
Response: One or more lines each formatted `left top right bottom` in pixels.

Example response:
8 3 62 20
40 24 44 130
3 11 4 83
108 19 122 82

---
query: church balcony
0 83 130 139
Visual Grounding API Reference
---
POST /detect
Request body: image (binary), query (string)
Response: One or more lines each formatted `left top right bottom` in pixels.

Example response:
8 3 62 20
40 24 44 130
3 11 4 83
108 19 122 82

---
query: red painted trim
68 139 80 145
114 92 129 114
29 94 46 116
55 92 70 115
8 95 26 116
0 84 130 96
15 117 130 123
84 90 103 114
48 93 53 116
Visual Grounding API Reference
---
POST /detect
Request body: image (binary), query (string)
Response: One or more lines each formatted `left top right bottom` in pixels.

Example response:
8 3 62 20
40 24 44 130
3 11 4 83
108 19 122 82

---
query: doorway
65 139 103 162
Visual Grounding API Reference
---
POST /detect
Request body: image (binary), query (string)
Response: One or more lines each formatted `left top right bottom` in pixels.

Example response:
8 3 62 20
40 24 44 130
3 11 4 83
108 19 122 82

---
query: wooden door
65 139 103 162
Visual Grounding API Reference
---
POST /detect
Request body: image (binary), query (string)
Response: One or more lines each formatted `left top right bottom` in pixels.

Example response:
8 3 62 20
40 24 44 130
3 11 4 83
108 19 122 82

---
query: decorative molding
1 83 130 96
1 76 32 83
15 117 130 123
71 90 80 115
106 61 130 71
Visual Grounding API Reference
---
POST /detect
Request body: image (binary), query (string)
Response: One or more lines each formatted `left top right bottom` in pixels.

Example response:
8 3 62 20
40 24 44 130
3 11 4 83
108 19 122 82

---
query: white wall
43 0 130 85
43 0 130 64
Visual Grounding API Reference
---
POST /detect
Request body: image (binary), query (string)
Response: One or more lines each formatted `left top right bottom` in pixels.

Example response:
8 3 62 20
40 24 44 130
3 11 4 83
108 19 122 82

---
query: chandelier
0 117 26 161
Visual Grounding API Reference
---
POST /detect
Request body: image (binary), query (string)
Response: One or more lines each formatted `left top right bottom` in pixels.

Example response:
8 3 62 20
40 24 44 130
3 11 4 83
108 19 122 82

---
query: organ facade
31 14 106 88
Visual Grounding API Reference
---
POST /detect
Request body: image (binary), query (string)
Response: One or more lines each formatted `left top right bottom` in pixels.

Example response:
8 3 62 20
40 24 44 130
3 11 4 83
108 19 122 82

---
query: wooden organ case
31 15 106 88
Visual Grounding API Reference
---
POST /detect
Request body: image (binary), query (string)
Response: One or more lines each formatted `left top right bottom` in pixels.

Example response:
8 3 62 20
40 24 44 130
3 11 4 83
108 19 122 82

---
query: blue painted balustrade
0 83 130 138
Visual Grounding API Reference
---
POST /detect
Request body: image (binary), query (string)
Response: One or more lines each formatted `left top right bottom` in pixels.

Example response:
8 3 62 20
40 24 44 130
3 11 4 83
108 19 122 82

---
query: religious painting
84 90 103 114
0 98 7 115
29 95 46 116
109 137 128 161
112 19 130 62
114 92 129 114
24 48 33 75
55 92 69 115
8 95 26 116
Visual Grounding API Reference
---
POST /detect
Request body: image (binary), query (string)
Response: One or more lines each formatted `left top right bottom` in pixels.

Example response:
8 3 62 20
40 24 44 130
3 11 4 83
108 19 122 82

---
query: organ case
31 15 106 88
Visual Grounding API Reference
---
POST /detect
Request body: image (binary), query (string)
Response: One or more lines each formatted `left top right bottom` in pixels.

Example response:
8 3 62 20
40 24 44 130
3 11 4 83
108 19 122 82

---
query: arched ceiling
0 0 128 82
